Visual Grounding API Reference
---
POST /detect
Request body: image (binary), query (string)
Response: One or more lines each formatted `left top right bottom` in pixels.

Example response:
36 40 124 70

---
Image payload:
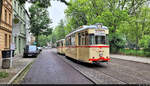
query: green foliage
0 72 9 79
18 0 51 8
38 35 51 47
18 0 70 7
49 20 66 43
29 3 52 46
119 49 150 57
63 0 150 54
55 20 66 40
139 35 150 48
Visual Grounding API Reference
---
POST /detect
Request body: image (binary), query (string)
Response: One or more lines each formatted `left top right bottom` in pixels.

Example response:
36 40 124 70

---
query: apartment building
12 0 27 55
0 0 12 58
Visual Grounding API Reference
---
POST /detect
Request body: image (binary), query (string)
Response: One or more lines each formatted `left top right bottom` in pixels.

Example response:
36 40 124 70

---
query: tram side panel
77 47 90 62
65 46 77 59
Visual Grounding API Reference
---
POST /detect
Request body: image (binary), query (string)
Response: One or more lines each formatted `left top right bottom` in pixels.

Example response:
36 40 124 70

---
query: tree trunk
36 34 39 47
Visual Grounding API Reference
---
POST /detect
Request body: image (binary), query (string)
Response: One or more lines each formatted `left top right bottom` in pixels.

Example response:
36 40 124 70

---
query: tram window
65 39 67 46
106 35 109 45
95 36 105 44
66 38 69 46
82 32 85 45
89 34 95 45
69 36 71 45
85 32 88 45
61 42 63 46
56 43 59 47
71 34 75 45
57 42 59 47
78 33 81 45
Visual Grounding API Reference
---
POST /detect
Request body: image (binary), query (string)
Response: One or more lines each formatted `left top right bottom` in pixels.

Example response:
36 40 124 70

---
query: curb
111 56 150 64
7 60 34 84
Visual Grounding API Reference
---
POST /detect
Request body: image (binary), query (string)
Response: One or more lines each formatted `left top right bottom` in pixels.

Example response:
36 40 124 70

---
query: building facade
0 0 12 58
25 9 32 45
12 0 26 55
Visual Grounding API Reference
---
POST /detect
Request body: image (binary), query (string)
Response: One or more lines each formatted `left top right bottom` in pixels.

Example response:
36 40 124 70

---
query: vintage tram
57 23 110 64
56 39 65 55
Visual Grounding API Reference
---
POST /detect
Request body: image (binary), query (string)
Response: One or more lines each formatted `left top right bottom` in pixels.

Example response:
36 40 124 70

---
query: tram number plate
95 30 105 36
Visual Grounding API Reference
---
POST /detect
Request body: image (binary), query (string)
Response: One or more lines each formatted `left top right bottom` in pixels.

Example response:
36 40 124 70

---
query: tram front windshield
89 34 109 45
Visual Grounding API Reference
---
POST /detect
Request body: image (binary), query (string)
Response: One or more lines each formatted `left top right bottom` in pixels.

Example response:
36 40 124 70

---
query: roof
66 24 108 38
56 39 65 43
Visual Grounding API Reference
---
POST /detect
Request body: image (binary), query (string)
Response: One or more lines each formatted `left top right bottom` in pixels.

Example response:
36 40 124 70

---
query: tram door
77 33 81 60
77 31 89 62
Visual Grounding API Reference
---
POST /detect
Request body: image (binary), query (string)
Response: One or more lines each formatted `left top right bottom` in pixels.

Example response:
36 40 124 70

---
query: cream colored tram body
65 23 110 63
56 39 65 55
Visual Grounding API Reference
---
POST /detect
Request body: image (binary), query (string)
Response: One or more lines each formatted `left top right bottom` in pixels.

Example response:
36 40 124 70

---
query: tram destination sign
95 30 106 36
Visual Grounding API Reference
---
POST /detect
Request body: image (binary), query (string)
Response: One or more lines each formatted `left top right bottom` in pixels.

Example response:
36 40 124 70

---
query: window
5 34 7 48
81 32 85 45
9 35 11 48
88 34 95 45
71 34 75 45
56 42 59 47
78 33 81 45
14 1 16 9
95 36 106 44
85 31 88 45
61 41 63 46
18 7 20 15
9 13 11 24
15 37 17 48
5 9 7 23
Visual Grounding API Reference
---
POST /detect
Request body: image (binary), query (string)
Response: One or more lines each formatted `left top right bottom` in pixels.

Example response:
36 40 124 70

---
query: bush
0 72 9 79
118 49 150 57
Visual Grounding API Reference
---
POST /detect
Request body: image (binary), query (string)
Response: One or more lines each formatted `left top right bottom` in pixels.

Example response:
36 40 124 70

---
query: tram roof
66 25 108 38
56 39 65 42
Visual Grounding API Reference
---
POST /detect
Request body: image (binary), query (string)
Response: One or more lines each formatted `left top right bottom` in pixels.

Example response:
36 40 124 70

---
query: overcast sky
25 0 69 28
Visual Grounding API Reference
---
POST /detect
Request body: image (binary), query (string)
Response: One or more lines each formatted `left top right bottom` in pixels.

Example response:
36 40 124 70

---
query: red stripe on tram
65 45 110 48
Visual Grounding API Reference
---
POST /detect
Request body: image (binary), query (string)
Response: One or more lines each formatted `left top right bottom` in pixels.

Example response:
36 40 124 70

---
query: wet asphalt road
22 48 150 84
21 49 93 84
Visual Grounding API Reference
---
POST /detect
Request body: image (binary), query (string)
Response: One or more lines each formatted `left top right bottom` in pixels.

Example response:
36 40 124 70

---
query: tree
54 20 66 40
18 0 70 7
29 3 52 46
64 0 150 53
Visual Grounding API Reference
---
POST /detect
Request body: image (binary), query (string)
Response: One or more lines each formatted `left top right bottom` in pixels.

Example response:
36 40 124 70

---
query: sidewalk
0 54 35 84
111 54 150 64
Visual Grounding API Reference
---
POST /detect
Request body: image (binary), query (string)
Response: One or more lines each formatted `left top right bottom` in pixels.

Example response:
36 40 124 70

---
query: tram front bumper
89 57 110 62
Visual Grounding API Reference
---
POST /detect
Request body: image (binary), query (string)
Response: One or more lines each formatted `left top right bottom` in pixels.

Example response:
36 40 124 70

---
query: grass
0 72 9 79
118 49 150 57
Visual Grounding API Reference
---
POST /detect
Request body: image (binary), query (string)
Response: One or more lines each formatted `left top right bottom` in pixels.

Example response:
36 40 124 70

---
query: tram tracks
56 53 125 84
56 54 96 84
56 51 150 84
108 62 150 82
93 64 150 84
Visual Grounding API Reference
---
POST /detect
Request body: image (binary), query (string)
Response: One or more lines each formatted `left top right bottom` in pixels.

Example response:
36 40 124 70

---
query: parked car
37 47 42 53
23 45 38 58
